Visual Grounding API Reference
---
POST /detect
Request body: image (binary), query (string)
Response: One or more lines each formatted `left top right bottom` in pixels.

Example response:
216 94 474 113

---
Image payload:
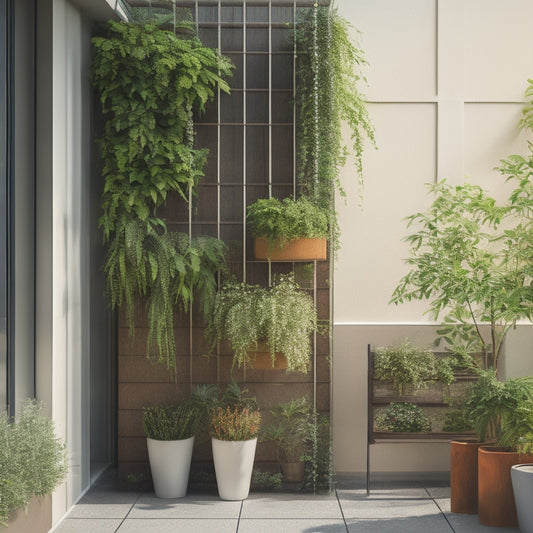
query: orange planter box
253 237 327 262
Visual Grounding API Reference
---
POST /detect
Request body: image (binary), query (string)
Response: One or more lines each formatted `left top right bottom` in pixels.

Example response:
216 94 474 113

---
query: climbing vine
91 21 232 374
294 6 375 245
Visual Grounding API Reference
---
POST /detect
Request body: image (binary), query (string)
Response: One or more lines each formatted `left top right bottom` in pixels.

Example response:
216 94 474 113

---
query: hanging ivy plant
294 6 375 246
91 21 233 374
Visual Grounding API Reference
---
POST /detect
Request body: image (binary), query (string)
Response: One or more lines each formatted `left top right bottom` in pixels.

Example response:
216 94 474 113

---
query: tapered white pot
147 436 194 498
511 464 533 533
212 437 257 500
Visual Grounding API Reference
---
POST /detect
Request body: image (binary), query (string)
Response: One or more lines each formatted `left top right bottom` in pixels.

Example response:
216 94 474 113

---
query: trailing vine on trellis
294 6 375 247
91 21 233 374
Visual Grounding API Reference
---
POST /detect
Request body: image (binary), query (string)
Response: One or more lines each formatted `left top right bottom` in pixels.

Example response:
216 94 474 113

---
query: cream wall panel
464 103 530 198
338 0 436 101
464 0 533 101
335 104 436 324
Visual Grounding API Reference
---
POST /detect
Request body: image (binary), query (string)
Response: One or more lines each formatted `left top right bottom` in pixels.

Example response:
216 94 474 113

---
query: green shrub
209 406 261 441
441 409 474 433
375 402 432 433
0 400 67 526
374 341 454 394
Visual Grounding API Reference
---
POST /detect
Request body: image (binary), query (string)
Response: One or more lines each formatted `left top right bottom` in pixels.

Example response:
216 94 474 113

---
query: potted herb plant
210 404 261 500
247 197 329 261
374 402 432 433
373 341 455 396
207 274 317 372
261 396 311 483
142 401 200 498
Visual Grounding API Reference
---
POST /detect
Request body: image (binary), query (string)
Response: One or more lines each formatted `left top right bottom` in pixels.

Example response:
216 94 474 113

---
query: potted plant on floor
207 274 317 372
142 401 200 498
261 396 312 483
210 401 261 500
464 370 533 527
390 174 533 514
0 400 67 527
247 196 329 261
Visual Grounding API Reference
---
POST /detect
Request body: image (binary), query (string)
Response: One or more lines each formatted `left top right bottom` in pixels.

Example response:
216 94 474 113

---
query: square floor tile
241 493 342 519
129 494 242 519
339 497 443 520
52 518 123 533
346 515 452 533
68 491 139 519
238 518 347 533
337 488 430 501
118 518 238 532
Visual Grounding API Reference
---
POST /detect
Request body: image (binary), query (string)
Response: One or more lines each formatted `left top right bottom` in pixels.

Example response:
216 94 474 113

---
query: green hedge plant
142 402 200 441
0 400 67 526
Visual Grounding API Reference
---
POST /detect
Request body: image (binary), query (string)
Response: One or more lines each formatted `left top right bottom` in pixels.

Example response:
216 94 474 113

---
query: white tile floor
51 472 520 533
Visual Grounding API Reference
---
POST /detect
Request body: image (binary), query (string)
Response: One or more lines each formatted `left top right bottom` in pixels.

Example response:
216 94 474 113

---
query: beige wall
333 0 533 475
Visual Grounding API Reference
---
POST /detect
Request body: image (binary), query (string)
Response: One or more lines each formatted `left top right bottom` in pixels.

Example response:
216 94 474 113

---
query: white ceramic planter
147 436 194 498
511 464 533 533
212 437 257 500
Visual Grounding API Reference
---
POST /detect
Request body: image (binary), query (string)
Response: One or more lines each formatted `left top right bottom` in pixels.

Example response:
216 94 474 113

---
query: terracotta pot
450 439 484 514
253 237 327 262
478 446 533 527
248 350 287 370
280 461 305 483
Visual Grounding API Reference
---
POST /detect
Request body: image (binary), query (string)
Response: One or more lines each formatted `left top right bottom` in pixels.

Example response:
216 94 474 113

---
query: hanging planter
207 274 317 373
247 197 329 262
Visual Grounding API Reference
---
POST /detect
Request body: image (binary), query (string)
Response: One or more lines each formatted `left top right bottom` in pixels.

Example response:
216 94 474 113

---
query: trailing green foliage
105 218 227 373
294 6 375 221
142 401 200 441
373 341 455 395
91 21 232 374
261 396 311 463
247 196 329 251
207 275 317 373
301 411 332 493
91 21 232 239
0 400 67 526
375 402 432 433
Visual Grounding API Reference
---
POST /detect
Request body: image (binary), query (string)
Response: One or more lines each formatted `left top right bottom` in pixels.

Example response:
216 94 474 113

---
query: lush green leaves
391 180 533 371
0 401 67 525
246 196 329 249
294 6 375 248
105 217 227 374
207 275 317 373
142 402 200 441
375 402 432 433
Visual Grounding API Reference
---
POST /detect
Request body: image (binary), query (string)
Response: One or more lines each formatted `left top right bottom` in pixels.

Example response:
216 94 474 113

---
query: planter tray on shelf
371 431 475 443
253 237 327 262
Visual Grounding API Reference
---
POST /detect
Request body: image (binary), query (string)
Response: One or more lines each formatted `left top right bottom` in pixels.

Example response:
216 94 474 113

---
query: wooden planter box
253 237 327 262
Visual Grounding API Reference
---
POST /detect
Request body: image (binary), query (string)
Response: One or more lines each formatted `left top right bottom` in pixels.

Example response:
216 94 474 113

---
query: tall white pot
212 437 257 500
511 464 533 533
147 436 194 498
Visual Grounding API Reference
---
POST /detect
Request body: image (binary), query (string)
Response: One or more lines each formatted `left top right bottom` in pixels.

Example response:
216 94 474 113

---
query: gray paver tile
129 493 242 519
52 518 123 533
339 496 442 519
238 518 347 533
426 486 451 499
241 493 342 519
118 518 238 532
434 498 519 533
68 492 139 519
346 515 452 533
337 488 430 500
